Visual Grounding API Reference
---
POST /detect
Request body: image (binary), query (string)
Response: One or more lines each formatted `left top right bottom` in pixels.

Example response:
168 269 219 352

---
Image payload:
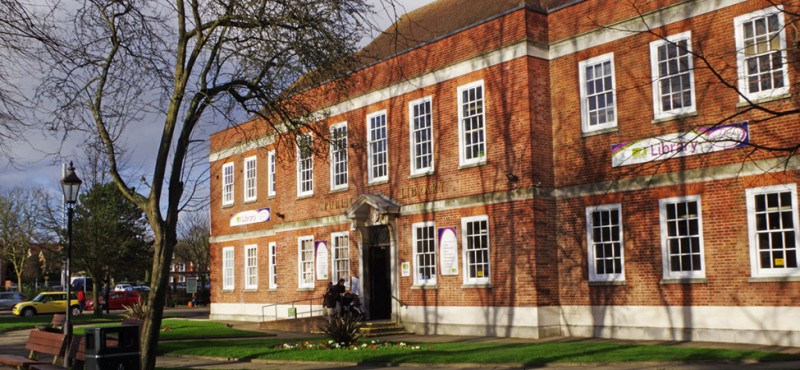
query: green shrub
122 301 147 320
318 314 363 346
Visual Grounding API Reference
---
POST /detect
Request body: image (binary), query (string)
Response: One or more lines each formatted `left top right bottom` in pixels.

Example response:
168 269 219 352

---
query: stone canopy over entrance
345 194 401 320
345 193 401 226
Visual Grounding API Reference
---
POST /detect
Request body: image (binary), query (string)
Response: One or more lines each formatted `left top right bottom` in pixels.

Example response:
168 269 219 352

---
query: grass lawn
0 314 123 333
158 337 799 365
73 319 271 341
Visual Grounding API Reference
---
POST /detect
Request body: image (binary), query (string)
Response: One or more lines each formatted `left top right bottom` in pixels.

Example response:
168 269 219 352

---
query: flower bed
275 340 426 351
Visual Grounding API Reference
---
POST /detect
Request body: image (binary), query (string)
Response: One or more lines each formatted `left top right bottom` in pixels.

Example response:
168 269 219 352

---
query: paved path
2 308 800 369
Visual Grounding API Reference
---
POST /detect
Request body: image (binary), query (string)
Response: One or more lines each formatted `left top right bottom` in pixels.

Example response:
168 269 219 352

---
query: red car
86 291 140 311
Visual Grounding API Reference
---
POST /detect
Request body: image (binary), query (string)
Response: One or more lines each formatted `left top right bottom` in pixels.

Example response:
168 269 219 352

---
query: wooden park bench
29 335 85 370
36 314 66 333
0 329 67 369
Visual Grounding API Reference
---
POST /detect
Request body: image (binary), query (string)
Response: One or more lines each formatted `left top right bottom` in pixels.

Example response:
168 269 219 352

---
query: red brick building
208 0 800 346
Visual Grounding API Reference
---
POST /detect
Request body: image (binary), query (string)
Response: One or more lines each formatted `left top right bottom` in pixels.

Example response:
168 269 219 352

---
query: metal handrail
391 295 407 308
261 297 324 322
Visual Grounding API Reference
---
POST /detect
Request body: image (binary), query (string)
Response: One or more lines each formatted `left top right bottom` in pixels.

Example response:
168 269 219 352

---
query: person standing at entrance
323 282 336 319
350 275 360 297
333 279 346 315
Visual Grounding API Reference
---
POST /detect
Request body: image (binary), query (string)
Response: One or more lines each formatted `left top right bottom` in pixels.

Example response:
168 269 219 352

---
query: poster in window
315 241 329 280
438 227 459 275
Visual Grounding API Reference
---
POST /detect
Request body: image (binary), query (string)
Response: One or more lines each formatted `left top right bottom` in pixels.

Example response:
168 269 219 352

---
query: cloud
0 0 434 201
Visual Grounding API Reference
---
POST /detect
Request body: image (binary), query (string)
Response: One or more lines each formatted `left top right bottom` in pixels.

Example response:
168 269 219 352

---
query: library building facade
208 0 800 346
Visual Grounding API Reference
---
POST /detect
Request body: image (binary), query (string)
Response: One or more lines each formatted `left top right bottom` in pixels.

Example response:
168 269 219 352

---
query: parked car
86 291 140 311
0 292 26 310
114 283 133 291
12 292 80 317
70 277 93 291
131 285 150 293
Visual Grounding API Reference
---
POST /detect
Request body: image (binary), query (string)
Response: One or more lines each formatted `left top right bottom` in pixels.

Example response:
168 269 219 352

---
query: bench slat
0 354 40 367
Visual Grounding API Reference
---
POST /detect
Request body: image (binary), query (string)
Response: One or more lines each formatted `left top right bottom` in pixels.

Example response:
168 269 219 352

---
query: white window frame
243 156 257 202
222 162 234 206
579 53 617 133
331 232 350 287
329 122 349 191
650 32 696 120
586 204 625 282
267 150 276 197
659 195 706 279
296 133 314 197
746 183 800 278
409 96 434 176
458 80 487 167
462 215 490 285
297 236 315 289
367 110 388 184
734 7 789 102
244 244 258 290
222 247 234 290
268 242 278 289
412 222 437 286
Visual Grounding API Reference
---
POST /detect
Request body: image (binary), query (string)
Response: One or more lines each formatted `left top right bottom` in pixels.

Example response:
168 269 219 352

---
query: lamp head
61 161 82 204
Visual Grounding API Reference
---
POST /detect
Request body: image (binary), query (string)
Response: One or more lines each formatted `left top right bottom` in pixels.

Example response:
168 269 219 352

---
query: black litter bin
84 325 141 369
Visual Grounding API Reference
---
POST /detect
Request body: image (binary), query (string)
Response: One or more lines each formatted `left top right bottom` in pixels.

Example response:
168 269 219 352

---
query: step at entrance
359 320 412 337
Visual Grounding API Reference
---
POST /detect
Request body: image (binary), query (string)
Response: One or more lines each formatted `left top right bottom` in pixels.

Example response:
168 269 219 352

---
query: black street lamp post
60 161 82 351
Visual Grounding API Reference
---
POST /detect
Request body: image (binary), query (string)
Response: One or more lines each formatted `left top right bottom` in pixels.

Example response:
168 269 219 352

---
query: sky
0 0 435 198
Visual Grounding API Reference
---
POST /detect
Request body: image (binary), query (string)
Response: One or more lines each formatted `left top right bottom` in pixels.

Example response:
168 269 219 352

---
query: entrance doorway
365 225 391 320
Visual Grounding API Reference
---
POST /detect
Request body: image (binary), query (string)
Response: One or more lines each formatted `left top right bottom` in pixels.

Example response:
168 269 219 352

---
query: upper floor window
267 150 276 197
222 162 234 206
579 53 617 133
222 247 234 290
586 204 625 282
330 122 348 191
331 232 350 286
244 244 258 290
412 222 437 286
462 216 490 285
659 196 705 279
458 81 487 166
298 236 315 288
296 133 313 197
268 242 278 289
650 32 696 119
409 97 434 175
244 156 257 202
367 111 388 183
734 7 789 101
746 184 799 277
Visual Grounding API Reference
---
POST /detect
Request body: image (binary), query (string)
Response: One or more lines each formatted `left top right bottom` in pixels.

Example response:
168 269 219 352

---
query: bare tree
7 1 379 368
0 1 53 161
174 211 210 288
0 187 55 291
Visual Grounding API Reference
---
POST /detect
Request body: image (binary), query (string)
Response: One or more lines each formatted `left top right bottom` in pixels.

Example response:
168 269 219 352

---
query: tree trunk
140 222 176 370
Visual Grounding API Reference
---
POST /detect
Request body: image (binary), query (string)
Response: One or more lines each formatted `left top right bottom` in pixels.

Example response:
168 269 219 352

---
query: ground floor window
413 222 437 286
222 247 234 290
244 244 258 289
462 216 490 284
298 236 315 288
659 196 705 279
269 242 277 289
586 204 625 282
746 184 799 277
331 232 350 286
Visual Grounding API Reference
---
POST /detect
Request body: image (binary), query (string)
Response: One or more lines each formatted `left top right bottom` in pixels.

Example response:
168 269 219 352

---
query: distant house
207 0 800 347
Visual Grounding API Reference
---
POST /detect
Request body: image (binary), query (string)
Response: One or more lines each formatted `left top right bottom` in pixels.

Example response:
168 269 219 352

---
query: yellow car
12 292 80 318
